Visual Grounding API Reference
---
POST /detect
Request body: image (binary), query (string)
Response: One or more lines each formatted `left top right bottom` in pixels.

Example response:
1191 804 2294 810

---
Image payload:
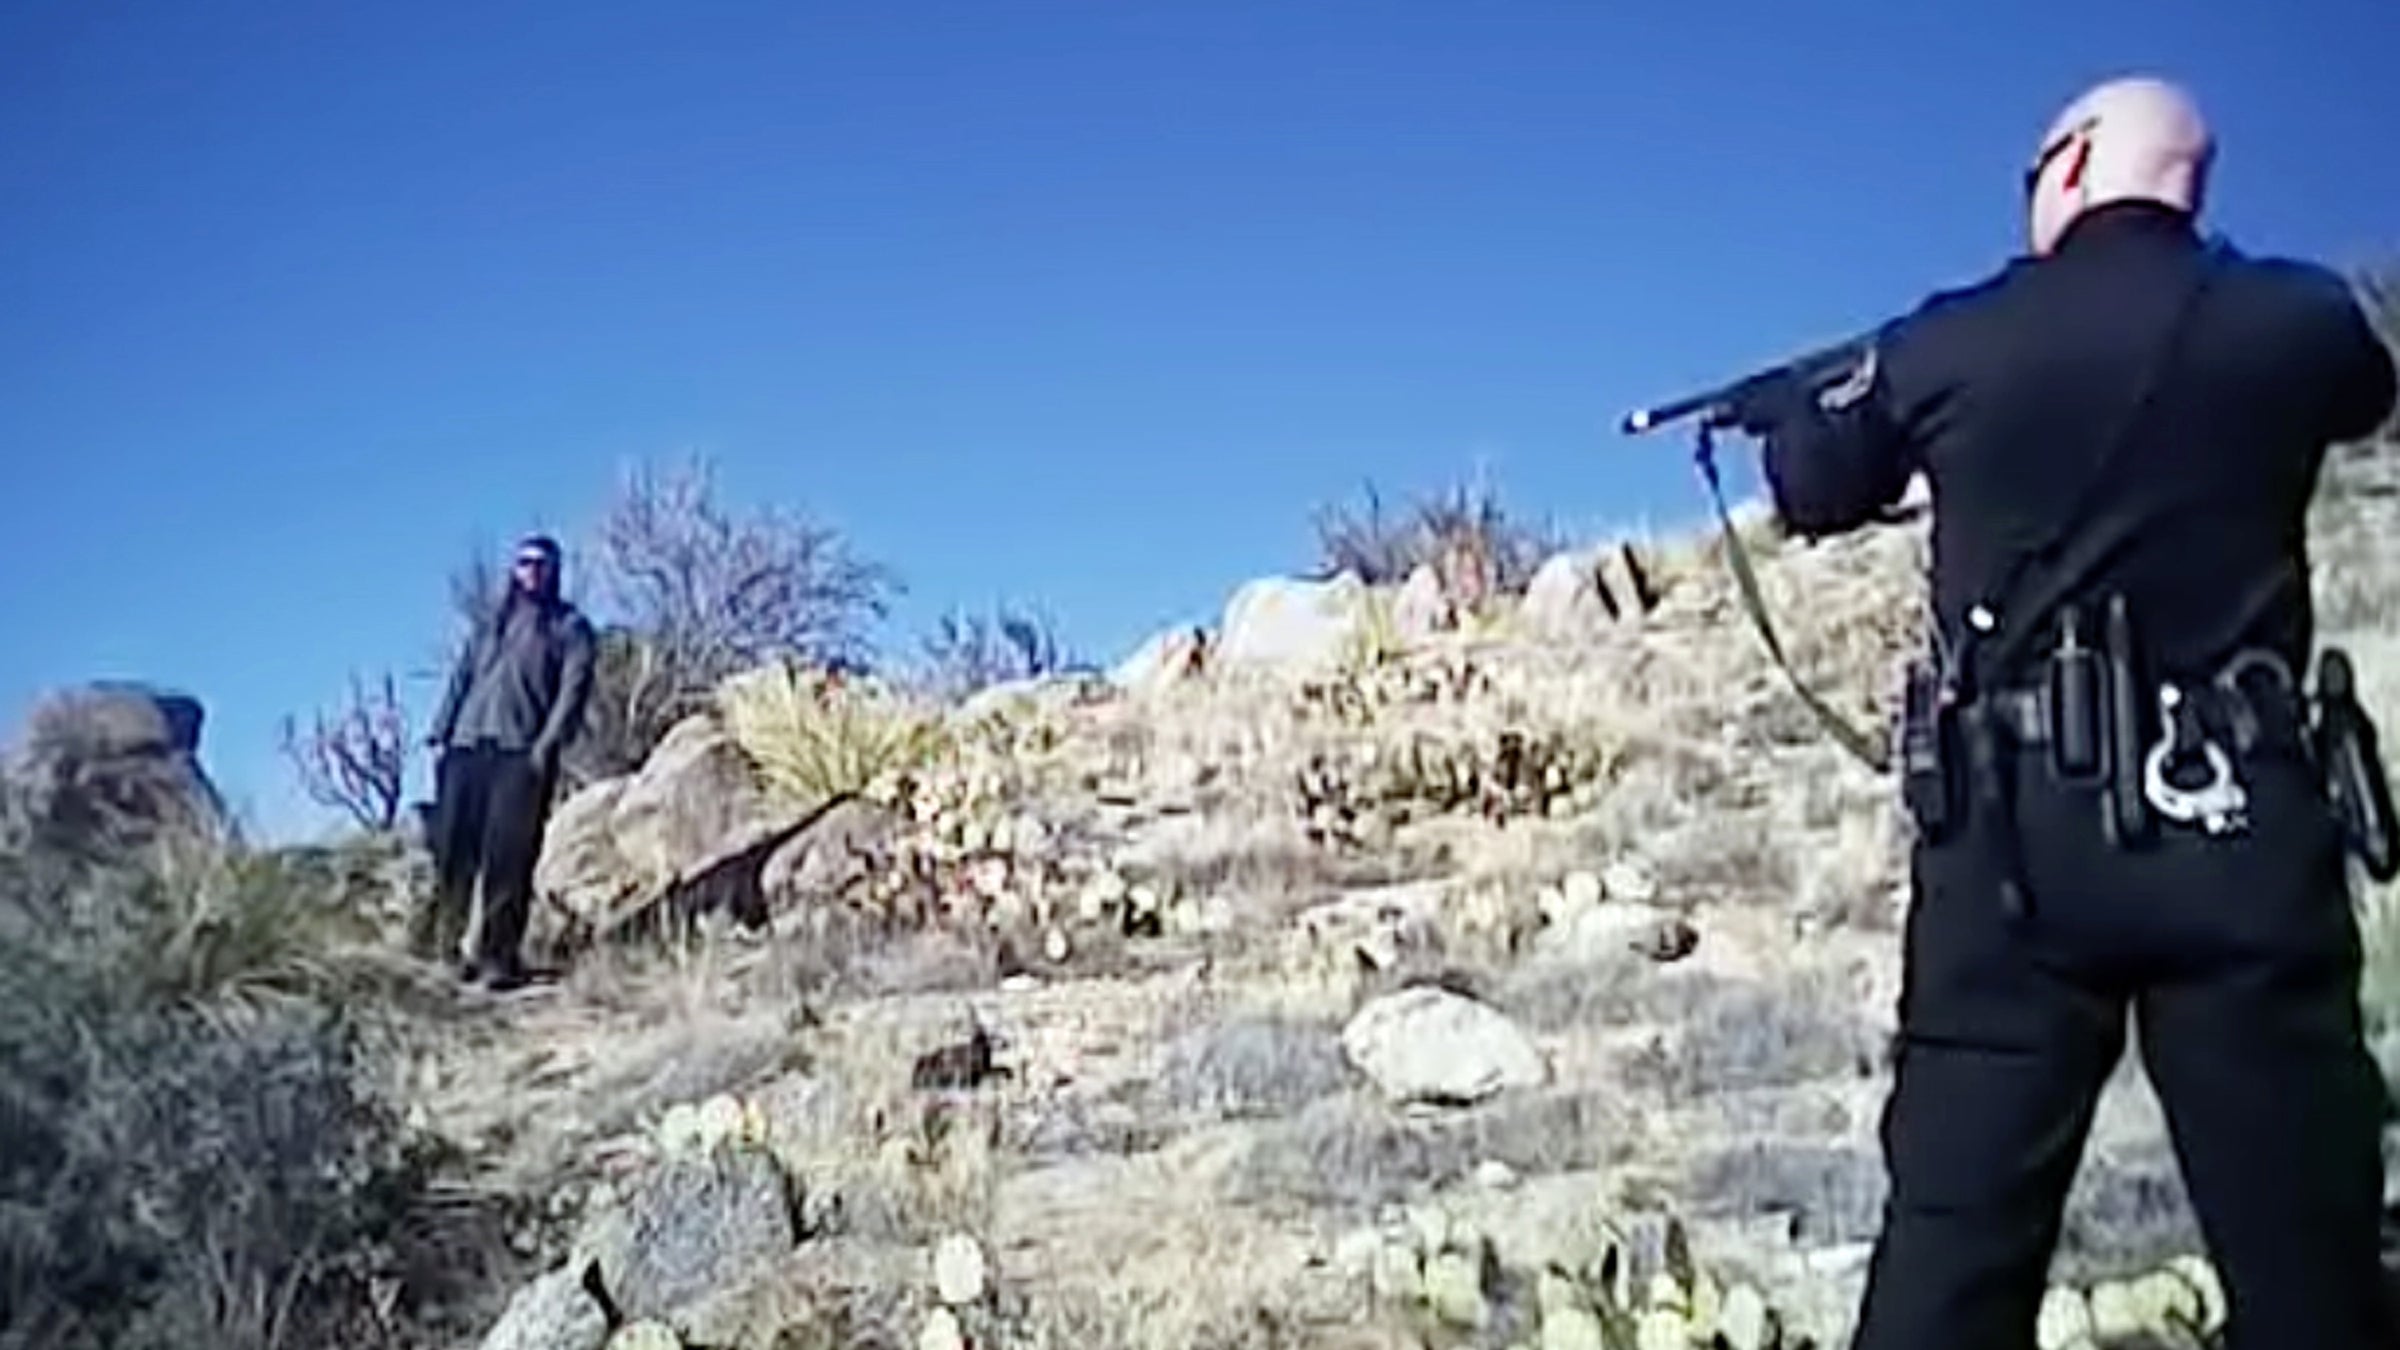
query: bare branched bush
277 671 409 833
1311 476 1565 596
915 602 1081 700
582 453 899 771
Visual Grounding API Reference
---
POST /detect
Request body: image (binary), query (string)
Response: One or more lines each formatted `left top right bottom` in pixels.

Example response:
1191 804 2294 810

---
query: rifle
1619 330 1892 772
1620 333 1876 436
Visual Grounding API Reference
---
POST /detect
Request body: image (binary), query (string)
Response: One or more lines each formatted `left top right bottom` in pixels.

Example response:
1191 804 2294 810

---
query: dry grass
1493 954 1732 1034
1681 1141 1886 1247
1153 1013 1355 1122
1630 974 1887 1103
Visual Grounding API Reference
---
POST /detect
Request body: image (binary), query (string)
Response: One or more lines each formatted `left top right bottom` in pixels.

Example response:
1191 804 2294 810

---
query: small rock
1541 1305 1608 1350
1718 1284 1772 1350
919 1308 967 1350
476 1265 608 1350
1561 870 1603 912
2088 1280 2141 1342
1405 1204 1451 1255
2036 1286 2091 1350
1422 1251 1487 1329
2166 1255 2226 1333
2128 1269 2202 1333
1634 1307 1689 1350
1519 551 1612 641
1473 1159 1520 1190
934 1233 989 1306
1333 1227 1385 1276
1536 1270 1583 1319
1392 564 1451 640
1370 1242 1422 1302
607 1323 680 1350
1546 902 1679 963
1602 859 1658 904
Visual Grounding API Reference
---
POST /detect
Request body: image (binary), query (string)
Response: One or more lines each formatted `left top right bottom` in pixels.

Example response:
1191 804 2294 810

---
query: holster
2313 648 2399 883
1899 657 1963 844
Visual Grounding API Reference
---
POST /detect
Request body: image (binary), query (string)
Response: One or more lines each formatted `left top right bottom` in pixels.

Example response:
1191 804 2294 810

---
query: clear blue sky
4 2 2395 842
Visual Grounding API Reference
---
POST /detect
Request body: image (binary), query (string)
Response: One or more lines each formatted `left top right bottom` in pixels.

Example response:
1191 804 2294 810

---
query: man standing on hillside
1729 76 2397 1349
419 534 596 991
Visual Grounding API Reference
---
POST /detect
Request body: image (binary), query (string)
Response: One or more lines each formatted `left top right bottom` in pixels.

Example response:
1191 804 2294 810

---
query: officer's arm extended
1738 328 1920 539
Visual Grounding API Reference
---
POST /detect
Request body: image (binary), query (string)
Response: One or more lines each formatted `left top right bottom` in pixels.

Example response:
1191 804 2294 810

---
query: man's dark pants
1850 731 2392 1349
421 742 554 981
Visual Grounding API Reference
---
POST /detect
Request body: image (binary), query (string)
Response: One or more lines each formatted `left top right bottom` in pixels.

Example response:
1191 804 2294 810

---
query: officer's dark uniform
1741 198 2398 1349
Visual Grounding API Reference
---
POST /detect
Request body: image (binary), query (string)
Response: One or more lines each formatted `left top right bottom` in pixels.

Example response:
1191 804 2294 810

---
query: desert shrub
1223 1093 1475 1211
718 662 953 807
914 602 1083 700
1154 1014 1354 1121
1494 956 1732 1034
1311 478 1564 597
0 838 424 1350
1631 977 1885 1102
1683 1141 1887 1247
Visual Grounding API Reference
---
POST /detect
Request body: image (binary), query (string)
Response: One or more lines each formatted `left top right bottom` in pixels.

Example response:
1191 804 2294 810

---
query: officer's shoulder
2218 246 2368 310
1877 265 2019 351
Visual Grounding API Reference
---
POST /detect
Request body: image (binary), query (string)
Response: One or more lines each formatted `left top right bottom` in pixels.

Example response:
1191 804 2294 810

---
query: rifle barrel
1620 334 1874 437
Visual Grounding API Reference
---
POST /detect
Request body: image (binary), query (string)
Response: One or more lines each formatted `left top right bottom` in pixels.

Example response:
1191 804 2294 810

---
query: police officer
1730 76 2397 1349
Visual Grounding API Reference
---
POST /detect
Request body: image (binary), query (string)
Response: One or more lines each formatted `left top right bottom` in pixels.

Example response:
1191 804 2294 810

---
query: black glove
1721 369 1812 437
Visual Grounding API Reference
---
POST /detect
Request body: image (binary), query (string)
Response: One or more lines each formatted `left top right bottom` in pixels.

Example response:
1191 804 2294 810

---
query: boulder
575 1149 799 1335
1341 986 1547 1105
759 797 903 910
5 681 230 849
1215 573 1370 673
1109 625 1210 696
1391 564 1453 642
612 715 791 892
476 1265 608 1350
534 713 822 943
1517 551 1614 642
532 778 640 939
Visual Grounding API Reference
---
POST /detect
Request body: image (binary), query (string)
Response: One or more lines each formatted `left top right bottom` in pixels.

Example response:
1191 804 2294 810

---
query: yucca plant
718 661 953 808
132 839 379 1015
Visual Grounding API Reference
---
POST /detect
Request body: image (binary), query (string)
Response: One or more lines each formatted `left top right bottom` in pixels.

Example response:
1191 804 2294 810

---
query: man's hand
529 736 559 776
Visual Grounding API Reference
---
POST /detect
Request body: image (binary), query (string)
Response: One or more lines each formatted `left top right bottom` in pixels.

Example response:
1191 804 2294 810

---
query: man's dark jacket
428 590 597 765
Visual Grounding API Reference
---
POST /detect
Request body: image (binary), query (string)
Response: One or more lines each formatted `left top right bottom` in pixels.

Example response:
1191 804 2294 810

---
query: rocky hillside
8 440 2391 1350
362 435 2400 1350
